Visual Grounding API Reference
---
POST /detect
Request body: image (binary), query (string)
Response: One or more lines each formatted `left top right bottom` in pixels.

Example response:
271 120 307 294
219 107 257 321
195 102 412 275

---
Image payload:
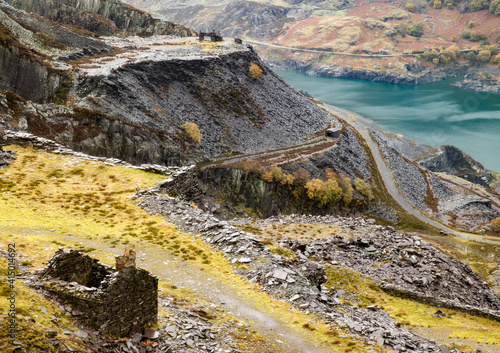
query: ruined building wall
38 249 158 337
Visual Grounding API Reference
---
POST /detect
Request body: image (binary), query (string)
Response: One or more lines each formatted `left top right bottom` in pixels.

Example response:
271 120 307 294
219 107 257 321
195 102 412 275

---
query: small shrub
249 62 263 79
466 50 477 63
469 0 489 11
469 30 487 42
394 23 408 37
478 49 492 63
238 160 263 175
181 122 202 143
354 178 374 201
292 168 311 185
462 30 471 40
408 22 424 37
305 178 343 207
433 0 443 9
491 0 500 15
302 323 316 331
483 45 498 56
271 165 282 181
261 169 274 183
405 3 417 12
280 173 295 186
467 20 476 28
491 217 500 232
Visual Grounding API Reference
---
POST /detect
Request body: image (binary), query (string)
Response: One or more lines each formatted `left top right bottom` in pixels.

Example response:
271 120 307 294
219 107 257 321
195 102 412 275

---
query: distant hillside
126 0 500 87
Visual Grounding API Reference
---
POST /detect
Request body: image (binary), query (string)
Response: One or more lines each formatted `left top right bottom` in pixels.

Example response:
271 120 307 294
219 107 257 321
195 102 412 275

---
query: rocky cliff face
371 130 500 231
158 1 292 40
269 59 470 86
7 0 195 37
418 145 496 187
372 130 497 188
0 2 111 103
0 92 203 166
0 44 62 103
454 69 500 93
1 0 330 165
0 27 61 103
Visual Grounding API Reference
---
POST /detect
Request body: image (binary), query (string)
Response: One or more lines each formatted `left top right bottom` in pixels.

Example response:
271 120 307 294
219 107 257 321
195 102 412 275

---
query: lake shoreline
274 69 500 173
266 59 471 86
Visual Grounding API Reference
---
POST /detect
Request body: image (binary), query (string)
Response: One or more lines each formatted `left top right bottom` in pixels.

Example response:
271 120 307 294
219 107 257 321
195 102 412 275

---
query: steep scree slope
75 45 331 159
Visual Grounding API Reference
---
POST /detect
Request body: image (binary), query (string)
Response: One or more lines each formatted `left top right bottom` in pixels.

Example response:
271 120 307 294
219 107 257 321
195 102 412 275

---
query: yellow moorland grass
0 146 378 352
239 222 348 241
0 257 81 352
5 146 497 351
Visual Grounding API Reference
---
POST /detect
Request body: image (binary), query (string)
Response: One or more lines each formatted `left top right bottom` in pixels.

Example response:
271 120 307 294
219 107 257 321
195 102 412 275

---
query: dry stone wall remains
34 248 158 337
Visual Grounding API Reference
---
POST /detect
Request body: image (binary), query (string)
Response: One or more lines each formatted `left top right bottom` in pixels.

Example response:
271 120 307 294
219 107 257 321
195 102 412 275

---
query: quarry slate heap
36 248 158 337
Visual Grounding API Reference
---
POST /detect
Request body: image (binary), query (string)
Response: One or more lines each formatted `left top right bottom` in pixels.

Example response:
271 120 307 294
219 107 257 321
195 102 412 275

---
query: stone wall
0 148 15 168
38 249 158 337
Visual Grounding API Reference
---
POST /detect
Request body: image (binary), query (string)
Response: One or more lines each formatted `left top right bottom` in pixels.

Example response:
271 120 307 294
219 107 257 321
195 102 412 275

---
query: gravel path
50 234 331 353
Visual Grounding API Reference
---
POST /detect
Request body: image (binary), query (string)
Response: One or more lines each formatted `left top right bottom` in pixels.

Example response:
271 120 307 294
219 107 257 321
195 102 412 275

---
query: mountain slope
127 0 500 86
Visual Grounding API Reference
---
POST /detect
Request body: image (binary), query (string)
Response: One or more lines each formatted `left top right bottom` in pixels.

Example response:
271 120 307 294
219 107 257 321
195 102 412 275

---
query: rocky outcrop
418 145 496 187
0 3 113 103
371 129 498 188
8 0 195 37
370 130 500 230
454 70 500 93
159 1 292 40
271 215 500 321
1 4 111 52
0 147 15 168
154 165 368 218
0 93 205 166
0 129 197 175
283 61 470 86
0 11 64 103
75 48 331 159
0 45 63 103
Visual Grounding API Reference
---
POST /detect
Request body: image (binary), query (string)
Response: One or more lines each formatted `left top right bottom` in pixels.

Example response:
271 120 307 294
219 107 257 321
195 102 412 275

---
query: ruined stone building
37 248 158 337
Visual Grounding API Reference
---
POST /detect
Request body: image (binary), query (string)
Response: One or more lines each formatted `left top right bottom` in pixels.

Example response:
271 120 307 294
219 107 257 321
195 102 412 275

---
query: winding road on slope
244 39 416 58
322 104 500 246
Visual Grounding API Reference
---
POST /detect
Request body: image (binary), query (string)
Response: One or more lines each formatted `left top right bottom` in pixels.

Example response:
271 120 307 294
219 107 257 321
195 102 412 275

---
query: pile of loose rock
135 186 471 352
265 216 500 321
236 214 500 320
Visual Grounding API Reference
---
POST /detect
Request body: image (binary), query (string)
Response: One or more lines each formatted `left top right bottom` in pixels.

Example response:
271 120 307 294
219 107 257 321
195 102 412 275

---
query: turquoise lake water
275 70 500 173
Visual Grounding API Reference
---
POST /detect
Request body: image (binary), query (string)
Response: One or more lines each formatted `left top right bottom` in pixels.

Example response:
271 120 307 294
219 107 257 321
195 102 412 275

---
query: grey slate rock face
77 50 331 159
277 218 500 321
8 0 195 37
291 126 371 181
